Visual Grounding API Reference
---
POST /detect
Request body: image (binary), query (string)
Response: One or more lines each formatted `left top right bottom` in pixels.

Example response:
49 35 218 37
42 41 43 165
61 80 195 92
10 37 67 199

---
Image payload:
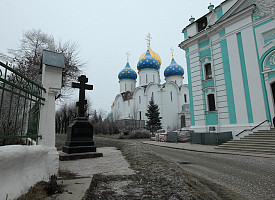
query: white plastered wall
138 69 160 86
119 79 136 93
0 146 58 200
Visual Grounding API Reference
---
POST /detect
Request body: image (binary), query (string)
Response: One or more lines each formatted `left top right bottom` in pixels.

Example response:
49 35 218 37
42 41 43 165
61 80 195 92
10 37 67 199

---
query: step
215 146 275 154
249 133 275 136
220 143 275 148
215 148 275 155
245 133 275 135
241 136 275 140
227 141 275 145
219 145 275 150
255 130 275 133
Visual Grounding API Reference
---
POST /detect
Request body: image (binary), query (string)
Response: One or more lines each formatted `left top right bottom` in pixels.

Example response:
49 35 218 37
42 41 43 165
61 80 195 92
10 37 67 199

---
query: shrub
128 129 151 139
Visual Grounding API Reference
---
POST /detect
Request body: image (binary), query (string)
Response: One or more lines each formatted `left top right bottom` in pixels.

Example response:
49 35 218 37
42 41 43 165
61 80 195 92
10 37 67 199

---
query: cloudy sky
0 0 224 114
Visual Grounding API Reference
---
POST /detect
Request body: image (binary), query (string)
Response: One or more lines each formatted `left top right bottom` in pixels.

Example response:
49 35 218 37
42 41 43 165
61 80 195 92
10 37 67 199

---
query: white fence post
38 50 65 175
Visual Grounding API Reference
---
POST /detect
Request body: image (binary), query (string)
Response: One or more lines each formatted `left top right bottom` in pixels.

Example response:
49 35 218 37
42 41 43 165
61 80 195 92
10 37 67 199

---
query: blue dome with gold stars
118 62 137 80
137 50 160 71
164 58 184 77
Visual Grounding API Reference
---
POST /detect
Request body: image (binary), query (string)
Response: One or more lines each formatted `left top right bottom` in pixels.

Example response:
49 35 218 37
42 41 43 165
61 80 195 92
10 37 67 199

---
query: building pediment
217 0 254 23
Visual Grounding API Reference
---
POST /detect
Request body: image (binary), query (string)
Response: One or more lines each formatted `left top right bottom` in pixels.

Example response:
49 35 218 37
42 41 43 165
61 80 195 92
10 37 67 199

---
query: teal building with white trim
179 0 275 137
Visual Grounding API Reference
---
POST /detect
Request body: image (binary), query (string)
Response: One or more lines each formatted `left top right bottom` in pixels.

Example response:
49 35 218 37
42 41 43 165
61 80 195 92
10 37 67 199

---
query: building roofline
182 0 227 32
179 4 256 50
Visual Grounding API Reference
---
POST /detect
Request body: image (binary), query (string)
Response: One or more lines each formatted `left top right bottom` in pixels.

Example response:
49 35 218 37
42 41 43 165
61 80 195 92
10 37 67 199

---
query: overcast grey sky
0 0 224 114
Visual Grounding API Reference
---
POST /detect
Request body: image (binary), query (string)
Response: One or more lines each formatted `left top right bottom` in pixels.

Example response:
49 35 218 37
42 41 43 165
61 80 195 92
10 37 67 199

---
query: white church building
179 0 275 137
111 43 190 131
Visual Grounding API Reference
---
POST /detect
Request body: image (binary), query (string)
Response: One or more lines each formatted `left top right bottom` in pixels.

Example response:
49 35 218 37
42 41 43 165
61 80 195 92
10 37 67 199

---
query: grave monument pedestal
60 75 103 161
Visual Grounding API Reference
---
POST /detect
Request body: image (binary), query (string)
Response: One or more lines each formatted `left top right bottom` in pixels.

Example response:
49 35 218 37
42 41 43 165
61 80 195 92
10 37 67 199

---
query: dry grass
58 169 77 180
16 182 48 200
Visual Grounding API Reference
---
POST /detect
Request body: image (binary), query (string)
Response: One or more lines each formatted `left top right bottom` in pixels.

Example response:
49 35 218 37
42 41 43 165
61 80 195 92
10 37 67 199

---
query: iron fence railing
0 61 46 145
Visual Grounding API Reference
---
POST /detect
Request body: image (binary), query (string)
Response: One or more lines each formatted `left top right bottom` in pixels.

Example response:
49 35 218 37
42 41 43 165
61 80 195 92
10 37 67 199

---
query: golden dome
138 45 162 66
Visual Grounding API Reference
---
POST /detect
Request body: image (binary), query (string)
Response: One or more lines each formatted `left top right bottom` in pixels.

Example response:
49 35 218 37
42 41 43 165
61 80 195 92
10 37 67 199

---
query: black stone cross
72 75 93 117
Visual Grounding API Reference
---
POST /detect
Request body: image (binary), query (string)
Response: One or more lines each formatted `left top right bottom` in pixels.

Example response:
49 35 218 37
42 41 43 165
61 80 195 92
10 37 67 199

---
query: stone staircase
215 129 275 155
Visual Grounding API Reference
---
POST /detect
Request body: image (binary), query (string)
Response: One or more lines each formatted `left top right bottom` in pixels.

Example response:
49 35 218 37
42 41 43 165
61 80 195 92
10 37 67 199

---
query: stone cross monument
72 75 93 117
61 75 102 160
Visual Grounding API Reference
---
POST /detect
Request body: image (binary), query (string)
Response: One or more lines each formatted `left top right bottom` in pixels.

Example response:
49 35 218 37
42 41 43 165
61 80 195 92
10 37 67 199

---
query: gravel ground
84 137 246 200
144 144 275 200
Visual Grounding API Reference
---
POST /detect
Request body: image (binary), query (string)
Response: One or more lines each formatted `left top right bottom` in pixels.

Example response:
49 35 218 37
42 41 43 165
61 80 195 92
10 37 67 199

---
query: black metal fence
0 61 45 145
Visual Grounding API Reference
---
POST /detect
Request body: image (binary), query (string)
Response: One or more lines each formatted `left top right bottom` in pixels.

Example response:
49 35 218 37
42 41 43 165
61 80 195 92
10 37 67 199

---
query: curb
141 141 275 158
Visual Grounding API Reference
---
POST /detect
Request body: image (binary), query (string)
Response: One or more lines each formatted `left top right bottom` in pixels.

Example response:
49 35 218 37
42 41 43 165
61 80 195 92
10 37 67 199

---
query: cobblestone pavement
143 144 275 200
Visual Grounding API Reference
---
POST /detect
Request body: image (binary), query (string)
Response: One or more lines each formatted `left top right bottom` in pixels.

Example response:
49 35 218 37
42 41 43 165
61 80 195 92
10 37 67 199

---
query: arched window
205 63 212 79
197 16 207 32
181 115 186 128
184 94 187 103
170 91 173 101
207 94 216 111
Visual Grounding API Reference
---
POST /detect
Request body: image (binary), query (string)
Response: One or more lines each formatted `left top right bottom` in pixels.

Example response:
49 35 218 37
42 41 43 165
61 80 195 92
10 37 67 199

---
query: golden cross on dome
170 47 174 58
145 33 152 46
126 51 130 62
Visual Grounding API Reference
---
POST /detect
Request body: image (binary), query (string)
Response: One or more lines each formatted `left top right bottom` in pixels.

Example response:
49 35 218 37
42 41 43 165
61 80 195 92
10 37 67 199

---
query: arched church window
184 94 187 103
197 16 207 32
181 115 186 128
139 111 142 120
205 63 212 80
207 94 216 111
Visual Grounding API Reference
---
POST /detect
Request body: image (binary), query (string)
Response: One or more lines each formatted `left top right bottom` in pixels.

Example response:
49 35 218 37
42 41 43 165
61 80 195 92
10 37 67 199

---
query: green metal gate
0 61 46 145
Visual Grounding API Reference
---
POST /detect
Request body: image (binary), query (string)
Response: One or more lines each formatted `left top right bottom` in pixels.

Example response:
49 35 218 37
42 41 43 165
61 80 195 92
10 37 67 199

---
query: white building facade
112 45 190 131
179 0 275 137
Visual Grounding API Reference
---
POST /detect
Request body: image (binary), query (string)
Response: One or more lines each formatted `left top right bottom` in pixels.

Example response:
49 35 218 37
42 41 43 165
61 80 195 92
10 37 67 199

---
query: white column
39 64 62 147
38 64 63 176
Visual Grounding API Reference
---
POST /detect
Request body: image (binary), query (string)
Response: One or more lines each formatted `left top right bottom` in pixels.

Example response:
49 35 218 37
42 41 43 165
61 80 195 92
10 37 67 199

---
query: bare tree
8 29 85 99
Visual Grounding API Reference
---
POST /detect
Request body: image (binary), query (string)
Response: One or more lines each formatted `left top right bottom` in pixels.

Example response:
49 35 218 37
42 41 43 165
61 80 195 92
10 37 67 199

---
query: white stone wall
0 146 58 200
119 79 136 93
138 69 160 85
165 76 183 86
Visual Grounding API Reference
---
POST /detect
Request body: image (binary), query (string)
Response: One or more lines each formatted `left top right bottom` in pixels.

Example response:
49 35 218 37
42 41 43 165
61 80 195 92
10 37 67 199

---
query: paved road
141 143 275 200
